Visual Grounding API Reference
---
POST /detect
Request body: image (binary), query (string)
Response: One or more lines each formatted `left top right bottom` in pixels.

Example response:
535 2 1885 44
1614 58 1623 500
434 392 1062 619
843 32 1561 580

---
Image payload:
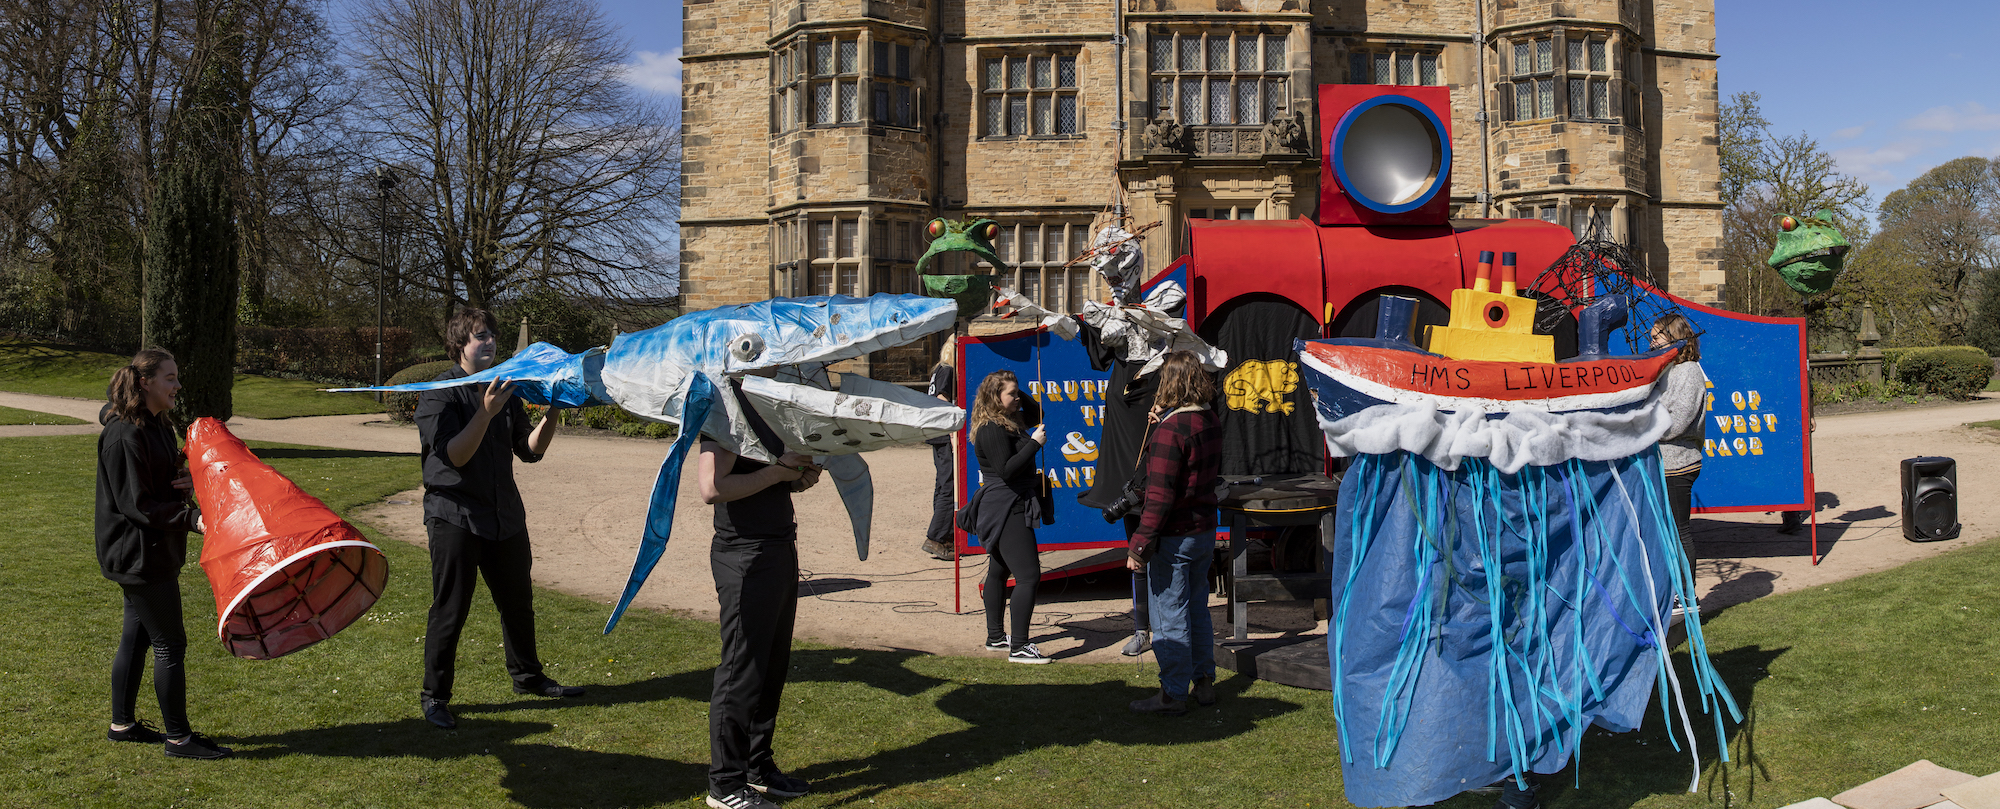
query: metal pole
374 167 397 397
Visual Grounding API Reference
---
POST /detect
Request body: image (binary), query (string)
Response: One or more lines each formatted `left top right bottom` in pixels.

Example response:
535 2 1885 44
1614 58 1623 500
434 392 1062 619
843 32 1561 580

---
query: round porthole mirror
1330 95 1451 214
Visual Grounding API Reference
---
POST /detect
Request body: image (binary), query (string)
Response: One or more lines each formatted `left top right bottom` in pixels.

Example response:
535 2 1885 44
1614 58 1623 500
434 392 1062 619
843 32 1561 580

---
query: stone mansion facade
678 0 1721 378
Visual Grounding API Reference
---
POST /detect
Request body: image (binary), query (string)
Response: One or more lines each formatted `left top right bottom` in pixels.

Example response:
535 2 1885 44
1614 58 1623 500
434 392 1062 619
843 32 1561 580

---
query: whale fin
820 453 873 560
603 372 714 633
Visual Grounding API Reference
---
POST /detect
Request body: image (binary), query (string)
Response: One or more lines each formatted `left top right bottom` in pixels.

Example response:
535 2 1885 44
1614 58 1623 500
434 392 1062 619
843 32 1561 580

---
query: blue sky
612 1 1995 206
1717 1 2000 206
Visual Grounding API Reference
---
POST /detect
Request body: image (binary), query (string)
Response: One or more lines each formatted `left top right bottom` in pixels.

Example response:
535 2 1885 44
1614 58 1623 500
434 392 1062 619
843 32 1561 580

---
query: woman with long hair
1125 351 1224 714
964 369 1051 663
1651 313 1708 613
94 348 230 759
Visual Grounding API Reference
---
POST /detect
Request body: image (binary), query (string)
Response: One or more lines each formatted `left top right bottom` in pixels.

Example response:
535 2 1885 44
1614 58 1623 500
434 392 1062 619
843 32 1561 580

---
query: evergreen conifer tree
142 1 243 423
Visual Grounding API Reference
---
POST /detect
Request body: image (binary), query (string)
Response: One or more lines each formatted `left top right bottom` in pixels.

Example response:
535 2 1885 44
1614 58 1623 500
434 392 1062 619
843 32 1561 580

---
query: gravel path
6 388 1994 665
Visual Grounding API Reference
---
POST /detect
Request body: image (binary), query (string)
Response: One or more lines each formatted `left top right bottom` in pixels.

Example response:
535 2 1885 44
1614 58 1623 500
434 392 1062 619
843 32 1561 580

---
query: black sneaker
164 732 233 760
108 720 165 743
706 787 780 809
421 696 457 729
1008 643 1052 664
983 635 1010 651
513 677 585 698
749 769 811 798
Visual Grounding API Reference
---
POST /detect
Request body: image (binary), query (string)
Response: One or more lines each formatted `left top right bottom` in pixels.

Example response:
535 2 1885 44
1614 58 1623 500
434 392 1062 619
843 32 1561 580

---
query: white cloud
1901 102 2000 133
621 48 682 97
1832 124 1869 140
1831 137 1937 185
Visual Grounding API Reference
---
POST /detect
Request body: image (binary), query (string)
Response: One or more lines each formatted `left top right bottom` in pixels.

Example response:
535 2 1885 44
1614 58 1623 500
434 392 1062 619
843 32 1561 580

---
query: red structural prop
187 418 388 659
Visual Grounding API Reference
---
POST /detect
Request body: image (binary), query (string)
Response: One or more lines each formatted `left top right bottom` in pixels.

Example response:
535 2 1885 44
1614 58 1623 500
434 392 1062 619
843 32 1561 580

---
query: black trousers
1666 468 1701 574
422 520 545 702
982 505 1042 647
111 577 190 737
709 538 800 795
926 442 954 546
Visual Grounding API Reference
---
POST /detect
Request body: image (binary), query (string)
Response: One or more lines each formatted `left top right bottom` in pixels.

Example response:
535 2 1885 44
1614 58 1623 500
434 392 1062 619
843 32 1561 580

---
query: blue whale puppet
333 294 964 631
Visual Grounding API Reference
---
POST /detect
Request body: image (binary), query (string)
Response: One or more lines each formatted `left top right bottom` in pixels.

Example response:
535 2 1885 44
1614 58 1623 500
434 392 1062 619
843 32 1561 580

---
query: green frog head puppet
915 218 1007 319
1766 210 1851 295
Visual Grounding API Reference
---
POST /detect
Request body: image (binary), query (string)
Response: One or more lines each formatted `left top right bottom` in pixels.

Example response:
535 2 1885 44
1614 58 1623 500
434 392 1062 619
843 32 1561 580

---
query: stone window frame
771 217 802 296
1623 45 1645 131
977 48 1083 140
805 214 864 296
773 32 923 133
1148 28 1290 137
1511 200 1559 223
1344 46 1441 87
1188 205 1259 221
808 34 862 126
1505 35 1557 121
972 220 1097 312
870 38 922 130
868 217 921 295
1564 31 1615 122
1568 198 1621 242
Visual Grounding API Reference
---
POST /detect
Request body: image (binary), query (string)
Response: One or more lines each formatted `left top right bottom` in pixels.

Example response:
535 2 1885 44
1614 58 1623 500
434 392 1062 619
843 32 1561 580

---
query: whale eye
729 333 765 363
927 219 945 238
1780 215 1797 232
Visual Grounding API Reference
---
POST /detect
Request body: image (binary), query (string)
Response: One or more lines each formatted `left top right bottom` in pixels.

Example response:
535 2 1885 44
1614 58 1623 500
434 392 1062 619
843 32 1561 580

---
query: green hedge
383 360 456 421
1888 345 1994 399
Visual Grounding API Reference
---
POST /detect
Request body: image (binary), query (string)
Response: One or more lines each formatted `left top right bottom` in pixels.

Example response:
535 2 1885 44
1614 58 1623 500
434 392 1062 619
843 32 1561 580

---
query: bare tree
347 0 679 315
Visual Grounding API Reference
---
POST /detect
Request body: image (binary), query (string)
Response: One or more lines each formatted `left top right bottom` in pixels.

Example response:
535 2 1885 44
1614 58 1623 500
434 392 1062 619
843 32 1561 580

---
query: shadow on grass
229 715 702 808
1528 644 1789 809
251 447 418 460
232 674 717 808
234 647 1298 807
777 648 1300 804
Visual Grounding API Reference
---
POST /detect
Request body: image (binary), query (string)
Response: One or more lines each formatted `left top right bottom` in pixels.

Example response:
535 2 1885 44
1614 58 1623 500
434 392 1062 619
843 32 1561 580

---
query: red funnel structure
187 418 388 659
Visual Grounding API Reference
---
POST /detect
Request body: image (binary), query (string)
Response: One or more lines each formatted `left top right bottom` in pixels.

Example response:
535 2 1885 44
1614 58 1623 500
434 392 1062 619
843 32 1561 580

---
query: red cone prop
188 418 388 659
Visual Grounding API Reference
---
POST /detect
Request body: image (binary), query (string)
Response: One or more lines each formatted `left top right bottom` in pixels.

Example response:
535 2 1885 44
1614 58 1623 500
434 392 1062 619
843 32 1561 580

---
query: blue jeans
1144 533 1216 701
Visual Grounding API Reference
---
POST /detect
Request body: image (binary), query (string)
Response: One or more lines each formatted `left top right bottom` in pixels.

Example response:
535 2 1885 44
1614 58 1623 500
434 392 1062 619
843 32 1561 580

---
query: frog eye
927 219 945 238
729 333 766 363
980 222 999 241
1780 215 1797 231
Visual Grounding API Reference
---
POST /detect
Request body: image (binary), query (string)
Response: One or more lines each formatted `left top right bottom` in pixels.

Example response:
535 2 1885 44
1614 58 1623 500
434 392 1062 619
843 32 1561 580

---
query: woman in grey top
1651 313 1706 606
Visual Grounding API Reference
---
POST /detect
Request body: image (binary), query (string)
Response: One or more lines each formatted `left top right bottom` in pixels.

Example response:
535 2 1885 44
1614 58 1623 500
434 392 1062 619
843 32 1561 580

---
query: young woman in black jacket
94 348 230 759
966 370 1051 663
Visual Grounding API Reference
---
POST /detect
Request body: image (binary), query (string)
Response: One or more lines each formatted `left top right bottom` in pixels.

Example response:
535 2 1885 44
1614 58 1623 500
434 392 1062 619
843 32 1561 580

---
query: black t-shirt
713 451 797 544
416 365 543 540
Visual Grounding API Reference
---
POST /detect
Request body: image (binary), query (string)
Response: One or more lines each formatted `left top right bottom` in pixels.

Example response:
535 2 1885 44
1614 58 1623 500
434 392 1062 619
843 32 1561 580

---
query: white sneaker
1120 630 1153 656
1008 643 1052 664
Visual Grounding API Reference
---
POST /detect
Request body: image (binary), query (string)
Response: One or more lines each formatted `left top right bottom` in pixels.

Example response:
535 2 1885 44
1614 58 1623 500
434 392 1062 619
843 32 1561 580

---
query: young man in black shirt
415 308 576 730
697 416 820 809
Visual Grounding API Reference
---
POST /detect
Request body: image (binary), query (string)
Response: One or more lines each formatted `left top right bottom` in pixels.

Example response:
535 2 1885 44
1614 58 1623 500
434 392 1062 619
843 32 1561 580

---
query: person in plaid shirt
1125 351 1223 715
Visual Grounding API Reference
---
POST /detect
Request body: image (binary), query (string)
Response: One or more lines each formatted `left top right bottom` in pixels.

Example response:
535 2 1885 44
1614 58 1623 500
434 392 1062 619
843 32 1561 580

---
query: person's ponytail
107 348 175 425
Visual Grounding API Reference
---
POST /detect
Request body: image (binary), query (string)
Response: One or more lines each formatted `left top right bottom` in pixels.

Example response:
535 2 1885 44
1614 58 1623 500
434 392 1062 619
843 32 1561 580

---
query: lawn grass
0 337 384 419
0 404 85 425
4 433 1999 807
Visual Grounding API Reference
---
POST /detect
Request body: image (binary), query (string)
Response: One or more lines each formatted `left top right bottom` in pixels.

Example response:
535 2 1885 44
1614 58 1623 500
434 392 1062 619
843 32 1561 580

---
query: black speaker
1901 457 1960 542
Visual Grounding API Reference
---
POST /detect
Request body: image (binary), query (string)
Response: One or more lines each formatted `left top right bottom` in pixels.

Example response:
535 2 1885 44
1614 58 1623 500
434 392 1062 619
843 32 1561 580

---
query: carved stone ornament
1141 116 1189 154
1261 110 1309 155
